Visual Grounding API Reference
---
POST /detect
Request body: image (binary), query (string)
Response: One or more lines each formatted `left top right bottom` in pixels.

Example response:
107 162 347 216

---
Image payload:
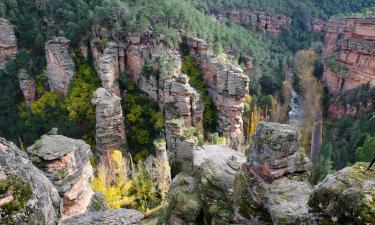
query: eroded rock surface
59 209 144 225
186 37 250 150
45 37 75 95
309 162 375 224
0 138 61 225
92 88 126 159
213 10 291 34
19 71 36 105
0 18 17 69
323 18 375 93
27 134 94 218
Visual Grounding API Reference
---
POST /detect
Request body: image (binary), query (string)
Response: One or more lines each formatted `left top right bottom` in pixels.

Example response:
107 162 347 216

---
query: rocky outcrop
0 137 61 225
311 18 326 32
91 41 124 96
45 37 75 95
19 71 36 105
186 37 250 150
0 18 17 69
27 134 94 218
309 163 375 224
193 145 246 224
59 209 144 225
248 122 311 182
213 10 291 34
234 122 313 225
92 88 126 160
323 18 375 94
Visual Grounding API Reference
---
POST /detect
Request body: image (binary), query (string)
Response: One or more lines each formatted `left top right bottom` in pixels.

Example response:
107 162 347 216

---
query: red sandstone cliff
0 18 17 69
322 18 375 94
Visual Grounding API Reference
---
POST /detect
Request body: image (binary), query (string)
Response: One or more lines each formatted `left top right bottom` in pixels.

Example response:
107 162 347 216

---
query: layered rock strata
45 37 75 95
0 137 62 225
92 88 126 160
19 71 36 105
0 18 17 69
323 18 375 94
186 37 250 150
213 10 291 34
27 134 94 218
234 122 313 225
91 41 124 96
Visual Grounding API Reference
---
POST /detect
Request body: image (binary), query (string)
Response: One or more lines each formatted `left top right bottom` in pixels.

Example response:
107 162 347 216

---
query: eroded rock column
45 37 75 95
0 18 17 69
92 88 126 160
19 71 36 106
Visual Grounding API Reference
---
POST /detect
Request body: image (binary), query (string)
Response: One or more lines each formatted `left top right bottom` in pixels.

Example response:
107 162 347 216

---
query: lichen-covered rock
165 173 202 223
309 163 375 224
45 37 75 95
0 18 17 69
91 41 123 96
323 18 375 94
186 37 250 150
59 209 144 225
193 145 246 224
92 88 127 159
18 71 36 105
27 134 94 218
248 122 311 182
0 137 61 225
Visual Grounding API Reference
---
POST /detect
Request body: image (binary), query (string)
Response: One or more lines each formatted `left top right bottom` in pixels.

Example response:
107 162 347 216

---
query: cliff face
213 10 291 34
323 18 375 94
92 88 127 160
0 18 17 69
186 37 250 150
45 37 75 95
19 71 36 106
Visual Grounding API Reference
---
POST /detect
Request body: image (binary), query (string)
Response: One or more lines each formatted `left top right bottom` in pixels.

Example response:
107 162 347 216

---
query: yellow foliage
248 105 263 140
91 150 135 209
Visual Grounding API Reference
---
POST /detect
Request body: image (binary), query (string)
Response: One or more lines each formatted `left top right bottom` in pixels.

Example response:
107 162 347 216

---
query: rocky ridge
45 37 75 95
186 36 250 150
0 18 17 69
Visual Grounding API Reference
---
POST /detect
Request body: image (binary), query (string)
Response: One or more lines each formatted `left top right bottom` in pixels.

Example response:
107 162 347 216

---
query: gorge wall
212 10 292 34
323 17 375 94
0 18 17 69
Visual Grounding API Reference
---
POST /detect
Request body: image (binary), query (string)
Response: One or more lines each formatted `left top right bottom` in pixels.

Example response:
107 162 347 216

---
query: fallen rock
19 71 36 105
92 88 127 160
59 209 144 225
193 145 246 224
27 134 94 218
309 162 375 224
0 137 61 225
45 37 75 95
0 18 17 69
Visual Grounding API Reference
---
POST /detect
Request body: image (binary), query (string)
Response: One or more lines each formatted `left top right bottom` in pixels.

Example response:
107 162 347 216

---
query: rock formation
0 18 17 69
19 71 36 105
234 122 312 225
311 18 326 32
309 162 375 224
91 41 124 96
0 137 62 225
59 209 144 225
27 134 94 218
213 10 292 34
186 37 250 150
92 88 126 160
194 145 246 224
45 37 75 95
323 18 375 94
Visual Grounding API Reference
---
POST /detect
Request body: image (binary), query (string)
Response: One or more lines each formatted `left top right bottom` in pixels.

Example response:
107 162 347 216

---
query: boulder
0 18 17 69
27 134 94 218
0 137 61 225
45 37 75 95
309 163 375 224
193 145 246 224
59 209 144 225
